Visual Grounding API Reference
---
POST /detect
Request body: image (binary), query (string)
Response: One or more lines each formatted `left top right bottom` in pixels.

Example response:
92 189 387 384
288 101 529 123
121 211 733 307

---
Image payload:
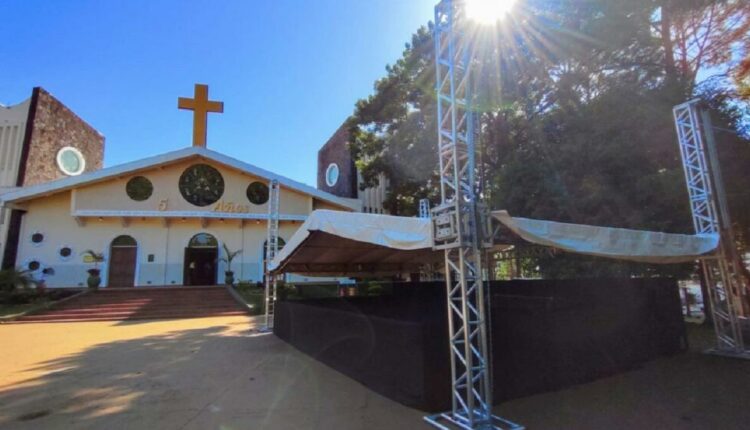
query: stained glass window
126 176 154 201
179 164 225 207
246 182 269 205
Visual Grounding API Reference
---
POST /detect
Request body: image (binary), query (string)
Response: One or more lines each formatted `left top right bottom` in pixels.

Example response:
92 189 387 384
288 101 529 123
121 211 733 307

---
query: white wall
0 97 31 260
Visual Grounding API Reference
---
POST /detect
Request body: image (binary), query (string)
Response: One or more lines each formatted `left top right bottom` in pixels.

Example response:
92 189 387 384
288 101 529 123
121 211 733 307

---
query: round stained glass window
179 164 225 207
126 176 153 201
31 232 44 246
56 147 86 176
326 163 339 187
246 182 269 205
59 246 73 259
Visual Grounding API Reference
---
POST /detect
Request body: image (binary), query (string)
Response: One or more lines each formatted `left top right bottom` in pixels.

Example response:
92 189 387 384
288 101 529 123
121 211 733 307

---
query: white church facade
0 146 358 288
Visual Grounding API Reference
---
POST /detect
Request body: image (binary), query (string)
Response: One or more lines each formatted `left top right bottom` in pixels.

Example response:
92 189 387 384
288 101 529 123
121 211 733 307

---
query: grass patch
233 284 266 315
0 300 50 319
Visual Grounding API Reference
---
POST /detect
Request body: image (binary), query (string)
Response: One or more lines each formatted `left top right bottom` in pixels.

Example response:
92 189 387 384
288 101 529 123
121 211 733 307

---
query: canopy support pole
262 179 281 331
673 100 750 359
425 2 523 428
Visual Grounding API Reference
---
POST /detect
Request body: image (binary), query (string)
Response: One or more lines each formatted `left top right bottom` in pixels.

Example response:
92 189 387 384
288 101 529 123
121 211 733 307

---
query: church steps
32 304 244 315
12 286 250 323
13 311 249 323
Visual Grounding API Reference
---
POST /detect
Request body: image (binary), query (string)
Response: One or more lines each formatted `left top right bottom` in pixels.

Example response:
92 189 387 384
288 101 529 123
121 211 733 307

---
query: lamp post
427 0 523 429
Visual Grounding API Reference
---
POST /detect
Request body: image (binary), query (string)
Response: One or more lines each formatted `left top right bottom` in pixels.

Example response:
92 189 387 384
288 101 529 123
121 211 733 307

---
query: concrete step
14 310 249 323
55 299 238 308
36 304 243 316
14 287 248 323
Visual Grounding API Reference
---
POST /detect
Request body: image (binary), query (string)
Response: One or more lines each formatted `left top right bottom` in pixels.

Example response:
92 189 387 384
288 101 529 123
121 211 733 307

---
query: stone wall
21 88 104 186
317 123 357 198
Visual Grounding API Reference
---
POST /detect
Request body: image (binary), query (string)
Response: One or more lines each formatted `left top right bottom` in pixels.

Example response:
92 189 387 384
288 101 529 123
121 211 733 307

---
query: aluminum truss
263 179 281 331
420 198 432 219
425 1 522 429
673 100 750 358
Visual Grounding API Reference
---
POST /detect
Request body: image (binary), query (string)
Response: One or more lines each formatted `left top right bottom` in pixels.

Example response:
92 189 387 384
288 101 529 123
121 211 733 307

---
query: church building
0 85 357 288
0 87 105 270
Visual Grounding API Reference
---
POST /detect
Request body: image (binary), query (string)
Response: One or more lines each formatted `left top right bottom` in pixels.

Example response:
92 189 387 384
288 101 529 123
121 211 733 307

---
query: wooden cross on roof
178 83 224 148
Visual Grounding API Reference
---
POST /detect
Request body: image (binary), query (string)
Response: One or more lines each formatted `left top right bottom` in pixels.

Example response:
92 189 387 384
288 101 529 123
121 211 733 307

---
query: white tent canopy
269 210 439 276
269 210 719 275
492 210 719 264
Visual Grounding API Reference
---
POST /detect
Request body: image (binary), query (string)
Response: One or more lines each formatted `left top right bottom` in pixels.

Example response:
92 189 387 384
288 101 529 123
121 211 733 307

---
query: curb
224 285 255 315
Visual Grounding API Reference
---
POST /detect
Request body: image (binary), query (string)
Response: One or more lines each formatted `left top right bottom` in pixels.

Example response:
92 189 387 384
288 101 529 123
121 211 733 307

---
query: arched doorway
184 233 219 286
108 235 137 287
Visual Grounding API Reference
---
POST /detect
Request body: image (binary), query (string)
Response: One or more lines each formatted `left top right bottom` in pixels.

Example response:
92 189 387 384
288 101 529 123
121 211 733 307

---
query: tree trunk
661 3 678 83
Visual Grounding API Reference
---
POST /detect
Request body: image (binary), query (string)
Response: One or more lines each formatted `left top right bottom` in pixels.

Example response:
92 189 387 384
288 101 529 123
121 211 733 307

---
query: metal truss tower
426 1 523 428
419 198 432 219
263 179 281 331
673 100 749 358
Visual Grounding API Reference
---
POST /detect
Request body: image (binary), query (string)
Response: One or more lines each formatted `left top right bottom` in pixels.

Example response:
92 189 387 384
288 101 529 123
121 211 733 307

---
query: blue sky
1 0 435 186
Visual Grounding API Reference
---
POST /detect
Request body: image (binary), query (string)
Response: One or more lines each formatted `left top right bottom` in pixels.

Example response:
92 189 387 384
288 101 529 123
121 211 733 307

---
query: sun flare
465 0 517 24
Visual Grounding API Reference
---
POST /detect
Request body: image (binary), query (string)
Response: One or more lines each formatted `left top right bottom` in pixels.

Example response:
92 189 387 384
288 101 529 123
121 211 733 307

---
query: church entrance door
184 233 218 286
108 235 137 287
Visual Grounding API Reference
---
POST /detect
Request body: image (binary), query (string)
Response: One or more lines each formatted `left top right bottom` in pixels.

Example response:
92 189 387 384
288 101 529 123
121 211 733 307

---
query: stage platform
274 278 686 412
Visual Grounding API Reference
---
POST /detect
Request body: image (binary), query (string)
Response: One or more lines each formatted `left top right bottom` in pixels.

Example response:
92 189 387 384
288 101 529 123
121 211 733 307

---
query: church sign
213 200 252 214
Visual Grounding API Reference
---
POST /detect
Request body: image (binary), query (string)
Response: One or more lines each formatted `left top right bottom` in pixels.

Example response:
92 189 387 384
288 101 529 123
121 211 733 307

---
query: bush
366 284 385 296
0 268 36 293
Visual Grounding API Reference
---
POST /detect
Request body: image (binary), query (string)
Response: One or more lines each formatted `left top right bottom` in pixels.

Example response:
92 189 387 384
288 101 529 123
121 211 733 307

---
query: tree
347 27 438 215
348 0 750 278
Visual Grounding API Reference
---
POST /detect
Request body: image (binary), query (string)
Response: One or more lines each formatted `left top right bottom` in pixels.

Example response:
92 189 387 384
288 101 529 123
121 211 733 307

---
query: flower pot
87 269 102 290
225 271 235 286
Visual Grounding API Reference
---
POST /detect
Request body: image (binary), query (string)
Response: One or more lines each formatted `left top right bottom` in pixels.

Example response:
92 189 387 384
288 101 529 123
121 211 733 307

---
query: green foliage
347 0 750 278
366 284 385 296
81 250 105 267
220 243 242 272
0 268 37 293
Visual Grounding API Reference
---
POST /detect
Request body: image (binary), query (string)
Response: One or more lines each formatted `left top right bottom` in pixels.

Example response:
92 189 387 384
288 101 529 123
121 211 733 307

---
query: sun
465 0 517 24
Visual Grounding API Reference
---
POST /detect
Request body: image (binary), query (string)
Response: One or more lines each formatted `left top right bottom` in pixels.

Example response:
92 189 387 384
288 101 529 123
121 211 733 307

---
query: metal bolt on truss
425 1 523 428
262 179 281 331
673 100 750 359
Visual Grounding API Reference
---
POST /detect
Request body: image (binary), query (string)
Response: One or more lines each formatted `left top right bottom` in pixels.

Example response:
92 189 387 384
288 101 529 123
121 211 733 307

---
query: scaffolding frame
419 198 432 219
673 100 750 358
425 1 522 429
263 179 281 331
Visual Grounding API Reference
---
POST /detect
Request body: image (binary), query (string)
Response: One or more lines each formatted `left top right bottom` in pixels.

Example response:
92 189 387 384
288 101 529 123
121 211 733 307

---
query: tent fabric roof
270 210 439 276
269 209 720 275
492 210 719 264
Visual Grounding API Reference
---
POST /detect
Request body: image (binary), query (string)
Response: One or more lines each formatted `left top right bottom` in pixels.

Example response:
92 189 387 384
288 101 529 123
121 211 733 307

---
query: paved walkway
0 316 421 429
1 317 748 429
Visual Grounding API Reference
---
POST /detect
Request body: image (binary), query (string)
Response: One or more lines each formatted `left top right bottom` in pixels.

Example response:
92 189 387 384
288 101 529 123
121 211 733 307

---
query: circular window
178 164 225 207
126 176 153 201
30 232 44 246
56 147 86 176
326 163 340 187
59 246 73 260
27 260 41 272
246 182 269 205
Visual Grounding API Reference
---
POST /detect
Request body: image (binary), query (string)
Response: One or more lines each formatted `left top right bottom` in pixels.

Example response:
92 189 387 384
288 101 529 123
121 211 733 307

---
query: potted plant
81 250 105 289
220 244 242 286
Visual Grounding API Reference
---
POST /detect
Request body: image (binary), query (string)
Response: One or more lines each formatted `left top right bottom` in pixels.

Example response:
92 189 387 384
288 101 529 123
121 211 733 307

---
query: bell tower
1 87 105 268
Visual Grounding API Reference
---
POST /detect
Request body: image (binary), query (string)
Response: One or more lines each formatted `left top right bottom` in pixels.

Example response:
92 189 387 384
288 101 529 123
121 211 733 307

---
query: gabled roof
0 146 358 210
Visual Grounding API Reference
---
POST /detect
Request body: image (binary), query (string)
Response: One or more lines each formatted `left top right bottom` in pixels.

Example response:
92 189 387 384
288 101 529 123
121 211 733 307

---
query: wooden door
184 248 218 286
108 247 137 287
